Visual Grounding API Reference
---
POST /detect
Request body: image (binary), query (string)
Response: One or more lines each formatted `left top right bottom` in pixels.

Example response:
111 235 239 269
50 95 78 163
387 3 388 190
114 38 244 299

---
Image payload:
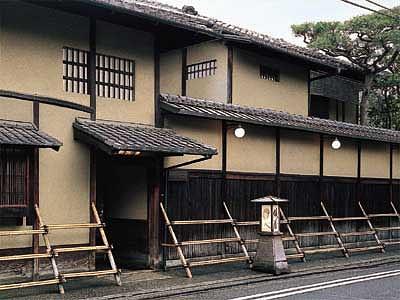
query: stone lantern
251 196 290 275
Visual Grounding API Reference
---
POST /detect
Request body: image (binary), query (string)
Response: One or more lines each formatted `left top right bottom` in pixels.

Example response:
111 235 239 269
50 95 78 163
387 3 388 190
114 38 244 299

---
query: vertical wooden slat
89 18 96 120
227 46 233 104
275 128 281 196
181 48 187 96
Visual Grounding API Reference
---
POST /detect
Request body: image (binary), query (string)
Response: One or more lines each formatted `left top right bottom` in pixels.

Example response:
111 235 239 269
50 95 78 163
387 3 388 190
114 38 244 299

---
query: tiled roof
73 118 217 156
0 120 62 150
90 0 361 72
160 94 400 144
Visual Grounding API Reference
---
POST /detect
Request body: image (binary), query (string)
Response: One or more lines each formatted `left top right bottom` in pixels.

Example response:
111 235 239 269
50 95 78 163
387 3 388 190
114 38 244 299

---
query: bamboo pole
320 202 349 258
34 205 65 294
91 202 122 286
279 208 305 262
222 202 251 265
160 202 192 278
358 202 385 253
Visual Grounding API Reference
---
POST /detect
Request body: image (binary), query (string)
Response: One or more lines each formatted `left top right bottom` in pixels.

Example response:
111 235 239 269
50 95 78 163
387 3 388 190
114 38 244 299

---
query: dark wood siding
164 170 398 260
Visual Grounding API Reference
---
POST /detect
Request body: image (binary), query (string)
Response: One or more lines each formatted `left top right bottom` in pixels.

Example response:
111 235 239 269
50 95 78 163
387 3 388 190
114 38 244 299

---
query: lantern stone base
252 232 290 275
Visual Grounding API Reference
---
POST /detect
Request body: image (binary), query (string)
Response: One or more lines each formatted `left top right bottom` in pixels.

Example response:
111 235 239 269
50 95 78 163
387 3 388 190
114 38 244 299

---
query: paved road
167 263 400 300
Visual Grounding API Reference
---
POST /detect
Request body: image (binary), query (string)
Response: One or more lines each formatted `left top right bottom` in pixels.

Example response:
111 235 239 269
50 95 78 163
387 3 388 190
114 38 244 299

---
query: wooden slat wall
165 170 399 260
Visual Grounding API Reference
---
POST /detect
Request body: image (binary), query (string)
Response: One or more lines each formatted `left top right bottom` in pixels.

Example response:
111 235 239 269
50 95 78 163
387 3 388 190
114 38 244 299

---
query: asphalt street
168 262 400 300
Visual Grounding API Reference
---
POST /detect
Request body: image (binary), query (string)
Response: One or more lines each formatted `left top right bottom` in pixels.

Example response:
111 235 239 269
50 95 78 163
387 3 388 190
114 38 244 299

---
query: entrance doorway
96 152 150 270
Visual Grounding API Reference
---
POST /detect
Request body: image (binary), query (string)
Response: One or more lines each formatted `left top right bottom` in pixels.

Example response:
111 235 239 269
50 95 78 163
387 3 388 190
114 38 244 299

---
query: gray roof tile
90 0 361 72
0 120 62 150
73 118 217 156
160 94 400 144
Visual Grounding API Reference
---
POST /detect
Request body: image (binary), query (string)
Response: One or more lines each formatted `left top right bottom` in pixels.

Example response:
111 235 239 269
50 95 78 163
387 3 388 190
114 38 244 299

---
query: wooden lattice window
260 65 280 82
186 59 217 80
0 149 29 211
63 47 135 101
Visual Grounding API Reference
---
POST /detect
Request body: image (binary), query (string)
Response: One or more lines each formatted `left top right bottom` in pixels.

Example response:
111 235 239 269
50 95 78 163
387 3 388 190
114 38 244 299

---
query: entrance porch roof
73 118 217 157
0 119 62 150
160 94 400 144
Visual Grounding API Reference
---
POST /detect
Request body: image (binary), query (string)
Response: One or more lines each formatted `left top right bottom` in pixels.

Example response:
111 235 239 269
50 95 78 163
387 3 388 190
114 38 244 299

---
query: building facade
0 0 398 276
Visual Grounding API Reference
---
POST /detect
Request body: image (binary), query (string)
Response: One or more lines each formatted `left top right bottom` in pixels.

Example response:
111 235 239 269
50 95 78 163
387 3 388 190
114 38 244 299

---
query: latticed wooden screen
0 149 29 209
260 65 280 82
63 46 135 101
186 59 217 80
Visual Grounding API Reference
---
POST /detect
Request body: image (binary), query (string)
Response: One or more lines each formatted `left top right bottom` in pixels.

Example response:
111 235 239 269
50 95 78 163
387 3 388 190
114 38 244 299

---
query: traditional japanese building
0 0 398 278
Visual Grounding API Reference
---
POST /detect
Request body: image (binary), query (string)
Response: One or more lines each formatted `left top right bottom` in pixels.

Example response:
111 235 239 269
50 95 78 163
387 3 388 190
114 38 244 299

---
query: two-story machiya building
1 0 399 278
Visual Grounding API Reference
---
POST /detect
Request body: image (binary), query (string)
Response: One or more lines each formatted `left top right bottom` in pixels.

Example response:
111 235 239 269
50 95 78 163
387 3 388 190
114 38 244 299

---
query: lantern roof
251 196 289 204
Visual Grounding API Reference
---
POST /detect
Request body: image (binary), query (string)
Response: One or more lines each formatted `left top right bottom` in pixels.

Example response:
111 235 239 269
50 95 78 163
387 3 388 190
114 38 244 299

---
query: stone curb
87 256 400 300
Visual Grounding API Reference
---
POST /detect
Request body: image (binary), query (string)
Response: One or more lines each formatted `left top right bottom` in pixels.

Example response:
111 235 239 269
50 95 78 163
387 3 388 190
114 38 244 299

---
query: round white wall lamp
234 125 246 138
331 137 341 150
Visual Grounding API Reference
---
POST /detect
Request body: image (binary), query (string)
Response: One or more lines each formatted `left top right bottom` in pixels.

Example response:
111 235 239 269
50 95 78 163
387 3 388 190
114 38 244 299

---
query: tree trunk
360 73 374 125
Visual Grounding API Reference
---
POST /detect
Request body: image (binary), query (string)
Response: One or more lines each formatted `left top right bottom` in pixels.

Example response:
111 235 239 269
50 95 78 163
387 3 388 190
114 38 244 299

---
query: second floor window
186 59 217 80
260 65 280 82
63 47 135 101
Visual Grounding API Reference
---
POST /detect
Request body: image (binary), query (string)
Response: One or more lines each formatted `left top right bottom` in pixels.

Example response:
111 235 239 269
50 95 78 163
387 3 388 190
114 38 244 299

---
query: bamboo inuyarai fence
0 202 121 294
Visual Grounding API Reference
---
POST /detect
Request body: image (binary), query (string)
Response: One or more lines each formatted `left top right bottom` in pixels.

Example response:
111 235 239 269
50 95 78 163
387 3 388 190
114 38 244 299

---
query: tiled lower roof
0 120 62 150
160 94 400 144
73 118 217 156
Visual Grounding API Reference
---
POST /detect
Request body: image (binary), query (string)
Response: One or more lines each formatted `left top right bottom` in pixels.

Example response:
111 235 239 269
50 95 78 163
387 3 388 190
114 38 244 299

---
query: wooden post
32 100 40 280
275 128 281 197
319 134 324 202
154 37 162 128
336 100 340 121
88 17 97 270
227 46 233 104
89 150 96 270
357 141 362 203
181 48 187 96
390 144 393 204
342 102 346 122
89 17 96 121
307 70 311 116
148 158 162 270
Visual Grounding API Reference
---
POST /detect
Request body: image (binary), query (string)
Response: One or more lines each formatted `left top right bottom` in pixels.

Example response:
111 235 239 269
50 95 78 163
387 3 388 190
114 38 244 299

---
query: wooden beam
227 46 233 104
0 89 93 113
181 48 187 96
275 128 281 196
89 17 97 120
31 101 40 280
